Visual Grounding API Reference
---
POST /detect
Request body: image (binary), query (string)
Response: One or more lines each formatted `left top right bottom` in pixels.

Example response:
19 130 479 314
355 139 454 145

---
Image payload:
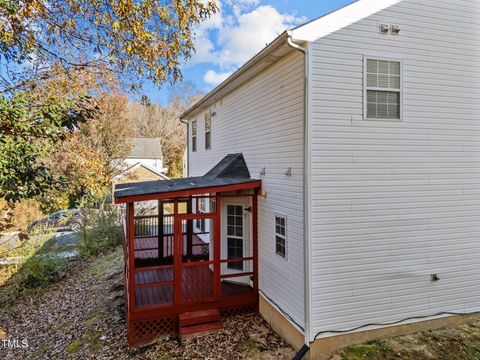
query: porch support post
173 199 182 306
214 193 221 300
157 200 164 260
127 202 136 310
252 189 259 293
186 197 193 258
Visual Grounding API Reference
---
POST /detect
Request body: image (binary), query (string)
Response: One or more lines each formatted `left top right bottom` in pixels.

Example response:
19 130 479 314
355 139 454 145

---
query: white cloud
203 70 233 86
188 1 306 87
216 5 303 67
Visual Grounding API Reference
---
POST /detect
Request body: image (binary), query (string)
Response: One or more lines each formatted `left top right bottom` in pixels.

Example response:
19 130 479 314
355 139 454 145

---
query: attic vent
379 24 390 34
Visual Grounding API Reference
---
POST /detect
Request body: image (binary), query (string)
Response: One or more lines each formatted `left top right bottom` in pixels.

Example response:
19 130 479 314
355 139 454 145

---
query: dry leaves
0 249 294 359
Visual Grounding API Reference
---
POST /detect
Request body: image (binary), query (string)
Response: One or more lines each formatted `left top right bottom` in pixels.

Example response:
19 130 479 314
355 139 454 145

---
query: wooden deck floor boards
134 266 253 308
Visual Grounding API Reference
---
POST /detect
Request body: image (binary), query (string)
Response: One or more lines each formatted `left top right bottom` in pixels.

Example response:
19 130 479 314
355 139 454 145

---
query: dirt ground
3 248 480 360
0 248 294 359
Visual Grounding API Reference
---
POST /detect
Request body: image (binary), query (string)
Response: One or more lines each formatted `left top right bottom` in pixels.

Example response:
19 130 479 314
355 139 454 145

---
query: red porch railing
123 192 259 346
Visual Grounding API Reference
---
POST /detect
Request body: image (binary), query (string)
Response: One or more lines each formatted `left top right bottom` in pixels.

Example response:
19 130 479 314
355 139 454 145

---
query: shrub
0 226 69 309
78 205 121 258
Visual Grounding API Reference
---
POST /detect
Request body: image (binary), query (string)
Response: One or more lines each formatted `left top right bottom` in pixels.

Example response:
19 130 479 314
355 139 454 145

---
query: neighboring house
114 0 480 357
114 137 169 184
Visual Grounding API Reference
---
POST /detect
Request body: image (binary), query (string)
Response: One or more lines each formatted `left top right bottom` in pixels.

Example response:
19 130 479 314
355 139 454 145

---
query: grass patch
341 322 480 360
85 313 102 327
66 339 82 353
342 340 393 360
88 247 123 278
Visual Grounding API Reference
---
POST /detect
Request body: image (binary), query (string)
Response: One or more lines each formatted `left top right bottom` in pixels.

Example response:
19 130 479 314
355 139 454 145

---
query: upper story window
275 215 287 259
365 58 401 120
205 113 211 150
191 120 197 152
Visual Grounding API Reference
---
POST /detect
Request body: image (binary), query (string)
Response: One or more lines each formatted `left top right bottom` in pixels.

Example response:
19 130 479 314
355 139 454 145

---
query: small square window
275 215 287 258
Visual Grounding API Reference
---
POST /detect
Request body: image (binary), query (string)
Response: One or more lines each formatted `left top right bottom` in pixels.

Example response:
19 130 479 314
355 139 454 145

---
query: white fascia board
290 0 404 42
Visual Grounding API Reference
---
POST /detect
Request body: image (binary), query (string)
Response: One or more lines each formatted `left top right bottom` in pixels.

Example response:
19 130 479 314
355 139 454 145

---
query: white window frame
205 112 211 150
191 119 197 152
363 56 403 121
226 204 245 270
274 213 287 260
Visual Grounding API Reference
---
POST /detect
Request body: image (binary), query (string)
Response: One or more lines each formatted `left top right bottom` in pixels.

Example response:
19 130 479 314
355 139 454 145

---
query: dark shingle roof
114 154 258 200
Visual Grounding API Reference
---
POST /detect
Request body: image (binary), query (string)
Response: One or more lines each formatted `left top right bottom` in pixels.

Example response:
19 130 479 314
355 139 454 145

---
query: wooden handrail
220 272 254 279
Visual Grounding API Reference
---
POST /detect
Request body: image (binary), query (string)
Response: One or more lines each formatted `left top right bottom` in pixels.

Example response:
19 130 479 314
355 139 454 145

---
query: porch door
177 215 216 304
221 199 251 284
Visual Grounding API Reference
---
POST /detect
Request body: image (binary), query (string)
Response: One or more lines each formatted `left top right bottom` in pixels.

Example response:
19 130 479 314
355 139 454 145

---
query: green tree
0 0 218 93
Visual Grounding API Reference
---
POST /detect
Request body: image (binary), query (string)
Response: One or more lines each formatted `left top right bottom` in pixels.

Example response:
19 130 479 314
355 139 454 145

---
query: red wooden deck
134 235 207 259
134 266 253 308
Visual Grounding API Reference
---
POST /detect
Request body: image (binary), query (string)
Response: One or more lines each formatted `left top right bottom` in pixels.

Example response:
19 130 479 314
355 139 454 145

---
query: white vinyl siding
309 0 480 341
188 51 305 328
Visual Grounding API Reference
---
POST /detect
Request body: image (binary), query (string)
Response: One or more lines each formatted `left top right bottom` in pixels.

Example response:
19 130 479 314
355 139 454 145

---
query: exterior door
175 215 216 305
221 198 251 284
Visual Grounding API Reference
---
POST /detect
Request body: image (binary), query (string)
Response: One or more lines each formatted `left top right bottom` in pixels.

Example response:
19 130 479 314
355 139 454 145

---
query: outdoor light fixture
379 24 390 34
391 25 401 35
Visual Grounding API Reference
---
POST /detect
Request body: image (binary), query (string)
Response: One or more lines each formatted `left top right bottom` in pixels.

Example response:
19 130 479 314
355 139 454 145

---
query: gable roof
114 153 259 202
129 137 163 159
181 0 403 120
205 153 251 179
112 162 170 181
290 0 403 41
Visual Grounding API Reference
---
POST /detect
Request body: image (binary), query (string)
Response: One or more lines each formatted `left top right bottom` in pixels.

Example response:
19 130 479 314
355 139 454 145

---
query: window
192 120 197 152
205 113 211 150
365 58 401 120
275 215 287 258
227 205 243 270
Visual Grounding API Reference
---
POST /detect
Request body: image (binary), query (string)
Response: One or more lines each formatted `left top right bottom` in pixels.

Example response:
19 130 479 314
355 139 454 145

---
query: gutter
180 118 189 177
286 30 312 355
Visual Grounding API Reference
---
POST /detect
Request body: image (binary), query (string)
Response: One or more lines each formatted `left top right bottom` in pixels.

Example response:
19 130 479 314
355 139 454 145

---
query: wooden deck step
179 321 223 341
179 309 221 327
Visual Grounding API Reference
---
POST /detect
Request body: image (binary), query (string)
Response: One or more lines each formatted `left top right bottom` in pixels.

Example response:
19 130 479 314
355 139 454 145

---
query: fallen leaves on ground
0 248 294 359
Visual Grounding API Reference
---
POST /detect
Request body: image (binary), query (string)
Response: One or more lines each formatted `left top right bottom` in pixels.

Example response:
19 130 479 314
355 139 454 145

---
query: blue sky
145 0 356 105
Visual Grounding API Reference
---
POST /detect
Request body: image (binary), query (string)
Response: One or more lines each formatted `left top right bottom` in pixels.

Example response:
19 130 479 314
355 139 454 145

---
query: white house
180 0 480 356
114 137 169 184
124 137 166 172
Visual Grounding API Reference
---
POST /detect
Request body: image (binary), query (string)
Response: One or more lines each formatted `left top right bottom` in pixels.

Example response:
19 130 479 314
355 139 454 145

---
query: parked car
28 209 85 233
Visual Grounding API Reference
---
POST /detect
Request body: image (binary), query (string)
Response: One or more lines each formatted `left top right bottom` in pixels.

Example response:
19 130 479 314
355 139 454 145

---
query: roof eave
114 180 262 204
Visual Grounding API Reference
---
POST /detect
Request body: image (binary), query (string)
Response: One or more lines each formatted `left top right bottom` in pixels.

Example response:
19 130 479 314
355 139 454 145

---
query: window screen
366 59 401 119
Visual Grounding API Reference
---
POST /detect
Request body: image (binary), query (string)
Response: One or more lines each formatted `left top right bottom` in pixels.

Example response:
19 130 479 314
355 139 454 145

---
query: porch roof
114 154 261 203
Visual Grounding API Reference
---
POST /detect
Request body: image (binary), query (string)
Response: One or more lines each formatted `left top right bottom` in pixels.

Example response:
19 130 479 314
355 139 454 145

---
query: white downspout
287 30 312 349
180 118 189 177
